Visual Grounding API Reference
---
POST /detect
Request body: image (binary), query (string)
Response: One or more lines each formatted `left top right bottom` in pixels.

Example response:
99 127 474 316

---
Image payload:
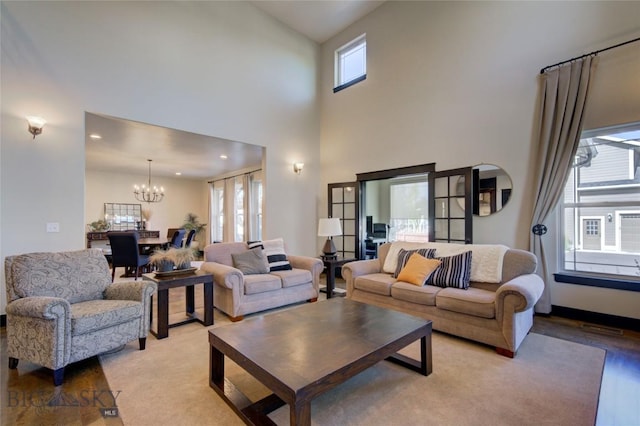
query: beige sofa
200 241 323 321
342 242 544 357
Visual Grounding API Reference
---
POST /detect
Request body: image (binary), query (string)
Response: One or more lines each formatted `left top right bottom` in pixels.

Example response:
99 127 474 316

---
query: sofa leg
53 368 65 386
139 337 146 350
496 347 515 358
8 357 18 369
229 315 244 322
308 297 318 303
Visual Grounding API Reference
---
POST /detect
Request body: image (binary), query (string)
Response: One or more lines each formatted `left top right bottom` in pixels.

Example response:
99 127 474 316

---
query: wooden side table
142 270 214 339
321 256 356 298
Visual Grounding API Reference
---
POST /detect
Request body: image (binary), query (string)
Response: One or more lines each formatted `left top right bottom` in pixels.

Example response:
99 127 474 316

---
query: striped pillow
247 238 292 271
426 251 472 289
393 248 436 278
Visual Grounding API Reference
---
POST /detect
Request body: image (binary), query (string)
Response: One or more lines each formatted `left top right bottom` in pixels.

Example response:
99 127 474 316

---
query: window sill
554 272 640 292
333 74 366 93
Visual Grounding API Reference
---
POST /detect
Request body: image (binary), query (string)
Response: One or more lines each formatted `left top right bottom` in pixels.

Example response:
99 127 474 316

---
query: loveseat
4 249 157 385
200 239 323 321
342 242 544 357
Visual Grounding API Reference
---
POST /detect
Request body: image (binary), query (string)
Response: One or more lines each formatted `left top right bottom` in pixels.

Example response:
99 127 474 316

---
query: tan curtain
529 56 598 313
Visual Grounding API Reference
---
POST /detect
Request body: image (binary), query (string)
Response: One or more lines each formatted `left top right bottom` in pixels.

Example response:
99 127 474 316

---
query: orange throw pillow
396 253 442 286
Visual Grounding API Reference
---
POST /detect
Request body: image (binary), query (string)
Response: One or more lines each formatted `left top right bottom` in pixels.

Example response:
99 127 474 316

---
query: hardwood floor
2 275 639 425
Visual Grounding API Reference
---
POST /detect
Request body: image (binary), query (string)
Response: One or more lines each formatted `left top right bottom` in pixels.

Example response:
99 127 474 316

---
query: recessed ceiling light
220 155 228 159
89 134 102 140
175 172 182 176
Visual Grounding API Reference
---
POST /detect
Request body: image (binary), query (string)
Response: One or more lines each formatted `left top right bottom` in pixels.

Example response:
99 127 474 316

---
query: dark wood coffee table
209 299 432 426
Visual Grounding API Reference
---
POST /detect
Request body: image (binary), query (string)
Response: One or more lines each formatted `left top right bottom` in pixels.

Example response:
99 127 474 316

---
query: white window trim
334 33 366 90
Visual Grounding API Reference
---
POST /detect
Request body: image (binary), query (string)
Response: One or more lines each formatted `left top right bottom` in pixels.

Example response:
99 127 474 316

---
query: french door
327 182 359 259
429 167 473 243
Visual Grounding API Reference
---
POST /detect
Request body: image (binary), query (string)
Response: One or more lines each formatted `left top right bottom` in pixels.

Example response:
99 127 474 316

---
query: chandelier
134 159 165 203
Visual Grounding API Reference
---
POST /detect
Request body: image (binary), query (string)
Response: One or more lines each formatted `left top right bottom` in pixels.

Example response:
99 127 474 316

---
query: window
334 34 366 92
389 176 429 242
210 182 224 243
561 122 640 278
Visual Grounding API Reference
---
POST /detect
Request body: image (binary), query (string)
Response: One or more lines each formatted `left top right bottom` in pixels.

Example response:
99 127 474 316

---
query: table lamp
318 218 342 257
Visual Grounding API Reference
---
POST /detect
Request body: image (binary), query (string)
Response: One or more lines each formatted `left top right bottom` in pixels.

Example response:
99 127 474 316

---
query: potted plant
172 247 196 270
182 213 207 248
87 219 110 232
149 249 175 272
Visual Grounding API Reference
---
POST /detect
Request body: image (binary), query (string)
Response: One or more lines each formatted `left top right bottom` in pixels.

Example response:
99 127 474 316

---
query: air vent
580 323 623 336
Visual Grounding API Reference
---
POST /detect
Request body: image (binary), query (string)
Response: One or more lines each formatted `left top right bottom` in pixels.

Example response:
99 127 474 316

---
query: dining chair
107 231 150 281
170 229 187 248
184 229 196 247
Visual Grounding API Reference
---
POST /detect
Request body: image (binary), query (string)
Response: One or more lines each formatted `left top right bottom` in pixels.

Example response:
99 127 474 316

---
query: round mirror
457 164 513 216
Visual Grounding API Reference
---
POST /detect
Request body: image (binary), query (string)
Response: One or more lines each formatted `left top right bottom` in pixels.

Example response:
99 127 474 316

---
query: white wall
85 170 208 242
1 1 321 314
319 1 640 319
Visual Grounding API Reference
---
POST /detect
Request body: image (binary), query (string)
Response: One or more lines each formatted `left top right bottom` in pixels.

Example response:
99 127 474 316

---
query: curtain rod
207 168 261 184
540 37 640 74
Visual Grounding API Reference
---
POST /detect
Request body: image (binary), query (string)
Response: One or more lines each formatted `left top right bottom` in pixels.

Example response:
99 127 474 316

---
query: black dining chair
169 229 187 248
107 231 150 281
184 229 196 247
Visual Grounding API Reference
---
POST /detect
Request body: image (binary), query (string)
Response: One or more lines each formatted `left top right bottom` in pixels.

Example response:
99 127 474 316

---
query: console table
86 230 160 248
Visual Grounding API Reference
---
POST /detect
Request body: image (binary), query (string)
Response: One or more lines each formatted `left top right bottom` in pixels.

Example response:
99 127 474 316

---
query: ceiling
85 1 383 179
251 0 384 44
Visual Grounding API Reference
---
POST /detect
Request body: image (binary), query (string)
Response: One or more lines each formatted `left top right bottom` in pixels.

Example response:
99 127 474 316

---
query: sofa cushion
426 251 472 289
248 238 292 271
71 299 142 335
270 269 312 288
231 248 270 275
354 273 396 296
435 287 496 319
243 274 282 295
391 282 441 306
396 254 441 286
393 248 436 278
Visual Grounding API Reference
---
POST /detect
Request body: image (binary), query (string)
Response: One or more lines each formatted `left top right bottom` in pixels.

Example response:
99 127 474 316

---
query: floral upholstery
4 249 157 384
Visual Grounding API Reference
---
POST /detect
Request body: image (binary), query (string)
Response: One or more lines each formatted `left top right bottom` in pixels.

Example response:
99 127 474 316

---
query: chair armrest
342 259 382 295
105 280 157 302
200 262 244 290
6 296 70 320
288 255 324 291
495 274 545 319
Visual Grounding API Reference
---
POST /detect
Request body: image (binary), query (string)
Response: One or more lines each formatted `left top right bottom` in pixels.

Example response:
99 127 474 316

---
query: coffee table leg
210 345 225 389
290 401 311 426
326 264 336 299
421 335 432 376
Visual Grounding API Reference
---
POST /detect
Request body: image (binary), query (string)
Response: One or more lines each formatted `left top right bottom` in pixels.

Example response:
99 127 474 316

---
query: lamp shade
318 218 342 237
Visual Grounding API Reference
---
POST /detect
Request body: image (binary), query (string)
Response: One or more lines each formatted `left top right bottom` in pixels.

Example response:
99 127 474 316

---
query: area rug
100 309 605 426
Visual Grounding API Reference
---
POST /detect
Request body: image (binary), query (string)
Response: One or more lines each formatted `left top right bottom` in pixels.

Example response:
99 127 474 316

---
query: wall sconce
293 162 304 174
26 116 46 139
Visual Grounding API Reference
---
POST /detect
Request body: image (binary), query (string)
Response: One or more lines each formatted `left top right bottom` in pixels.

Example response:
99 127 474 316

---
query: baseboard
551 305 640 331
1 314 5 327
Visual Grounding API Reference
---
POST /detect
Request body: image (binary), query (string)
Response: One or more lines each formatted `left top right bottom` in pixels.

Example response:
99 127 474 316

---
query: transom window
561 122 640 278
334 34 366 93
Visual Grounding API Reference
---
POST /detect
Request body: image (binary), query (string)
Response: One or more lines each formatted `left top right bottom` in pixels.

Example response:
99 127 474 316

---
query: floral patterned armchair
4 249 157 385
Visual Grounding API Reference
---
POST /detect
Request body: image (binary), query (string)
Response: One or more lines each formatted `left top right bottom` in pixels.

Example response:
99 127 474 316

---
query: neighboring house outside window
334 34 366 93
561 123 640 279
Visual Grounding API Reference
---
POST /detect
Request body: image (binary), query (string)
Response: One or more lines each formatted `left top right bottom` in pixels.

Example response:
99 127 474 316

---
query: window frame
557 122 640 291
333 34 367 93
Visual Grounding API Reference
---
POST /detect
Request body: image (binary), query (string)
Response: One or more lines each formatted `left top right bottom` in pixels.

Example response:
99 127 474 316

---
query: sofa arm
288 255 324 291
495 274 545 319
105 280 157 302
200 261 244 290
6 296 70 320
342 259 382 295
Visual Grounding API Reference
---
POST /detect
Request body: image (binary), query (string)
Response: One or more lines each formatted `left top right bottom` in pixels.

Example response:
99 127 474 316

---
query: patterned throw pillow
426 251 472 289
247 238 292 271
393 248 436 278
